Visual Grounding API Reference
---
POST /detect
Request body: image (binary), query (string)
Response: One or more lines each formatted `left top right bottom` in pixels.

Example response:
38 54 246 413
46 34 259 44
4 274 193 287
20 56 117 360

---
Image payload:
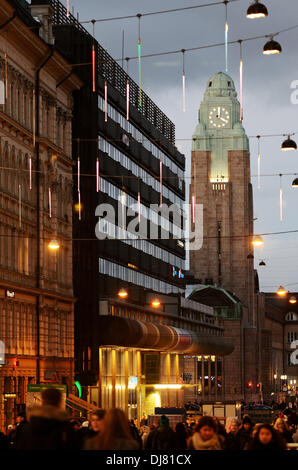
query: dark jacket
0 431 9 451
235 426 253 450
10 420 30 449
145 425 175 451
16 405 77 450
247 437 287 451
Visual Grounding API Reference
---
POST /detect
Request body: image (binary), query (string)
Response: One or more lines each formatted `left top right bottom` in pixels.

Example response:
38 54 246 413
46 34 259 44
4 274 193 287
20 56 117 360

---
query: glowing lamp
276 286 287 296
48 239 60 250
281 136 297 151
118 289 128 299
151 299 161 309
292 178 298 188
252 235 264 247
289 296 297 304
263 38 282 55
246 1 268 19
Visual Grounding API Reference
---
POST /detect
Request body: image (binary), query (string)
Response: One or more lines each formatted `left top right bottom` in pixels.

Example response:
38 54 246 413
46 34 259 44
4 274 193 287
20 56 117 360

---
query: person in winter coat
235 415 254 450
224 418 240 450
87 408 139 450
10 412 30 449
246 423 287 451
188 416 225 450
273 417 293 443
16 388 77 450
173 422 188 450
0 430 9 450
83 409 106 449
129 419 142 449
145 415 175 451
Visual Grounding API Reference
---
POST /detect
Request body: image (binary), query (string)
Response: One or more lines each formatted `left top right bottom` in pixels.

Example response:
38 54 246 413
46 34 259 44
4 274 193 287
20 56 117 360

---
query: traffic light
256 383 260 390
247 381 253 390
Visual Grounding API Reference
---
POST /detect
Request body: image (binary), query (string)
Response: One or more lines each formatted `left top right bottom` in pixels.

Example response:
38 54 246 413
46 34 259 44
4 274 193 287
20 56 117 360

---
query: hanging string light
104 80 108 122
263 35 282 55
137 177 141 224
281 135 297 151
181 49 186 113
246 1 268 19
4 53 8 100
29 156 32 190
279 174 283 221
91 20 96 93
49 187 52 218
96 156 99 192
239 40 243 122
224 1 229 72
257 135 261 189
137 13 142 108
159 158 162 207
18 184 22 228
126 58 130 121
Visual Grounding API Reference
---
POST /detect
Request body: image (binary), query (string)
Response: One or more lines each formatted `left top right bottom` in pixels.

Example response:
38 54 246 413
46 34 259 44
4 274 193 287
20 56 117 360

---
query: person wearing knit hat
234 414 254 450
144 415 175 450
188 416 225 450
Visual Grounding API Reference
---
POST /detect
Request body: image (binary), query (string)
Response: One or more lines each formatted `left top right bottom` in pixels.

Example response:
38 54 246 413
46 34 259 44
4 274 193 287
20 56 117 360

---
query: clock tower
189 72 258 400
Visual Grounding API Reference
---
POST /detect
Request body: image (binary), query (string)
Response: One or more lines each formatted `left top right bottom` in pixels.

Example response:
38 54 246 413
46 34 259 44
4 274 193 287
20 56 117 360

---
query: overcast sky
62 0 298 293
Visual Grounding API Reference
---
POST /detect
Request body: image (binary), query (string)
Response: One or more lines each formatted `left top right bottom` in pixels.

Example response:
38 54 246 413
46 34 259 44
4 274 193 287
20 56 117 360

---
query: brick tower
189 72 258 401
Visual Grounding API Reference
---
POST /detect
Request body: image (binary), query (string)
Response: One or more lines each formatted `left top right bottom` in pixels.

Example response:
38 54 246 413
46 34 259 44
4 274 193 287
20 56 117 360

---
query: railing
49 0 175 144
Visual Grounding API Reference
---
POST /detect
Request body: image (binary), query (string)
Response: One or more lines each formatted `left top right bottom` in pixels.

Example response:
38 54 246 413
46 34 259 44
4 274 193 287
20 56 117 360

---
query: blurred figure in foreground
246 424 287 451
188 416 224 450
145 415 175 451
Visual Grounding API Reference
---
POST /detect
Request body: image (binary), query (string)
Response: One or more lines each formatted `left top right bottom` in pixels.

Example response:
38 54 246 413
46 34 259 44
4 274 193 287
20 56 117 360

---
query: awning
188 285 241 307
97 316 234 356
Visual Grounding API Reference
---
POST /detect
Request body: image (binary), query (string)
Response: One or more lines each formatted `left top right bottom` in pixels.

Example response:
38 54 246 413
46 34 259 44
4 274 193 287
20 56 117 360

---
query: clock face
209 106 230 128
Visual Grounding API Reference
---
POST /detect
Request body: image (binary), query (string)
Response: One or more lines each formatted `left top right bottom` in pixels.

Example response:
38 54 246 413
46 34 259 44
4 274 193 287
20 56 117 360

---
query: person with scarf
188 416 224 450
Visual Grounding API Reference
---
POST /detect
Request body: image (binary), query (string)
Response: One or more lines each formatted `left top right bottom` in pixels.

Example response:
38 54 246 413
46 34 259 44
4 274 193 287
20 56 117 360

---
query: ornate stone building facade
0 0 81 429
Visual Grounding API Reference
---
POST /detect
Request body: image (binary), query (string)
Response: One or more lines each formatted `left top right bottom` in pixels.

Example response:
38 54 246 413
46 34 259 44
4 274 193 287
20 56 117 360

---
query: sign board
27 384 67 409
0 341 4 365
5 290 15 298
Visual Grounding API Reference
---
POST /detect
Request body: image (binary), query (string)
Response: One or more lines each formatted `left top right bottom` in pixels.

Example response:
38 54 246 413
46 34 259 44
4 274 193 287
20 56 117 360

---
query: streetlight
289 296 297 304
263 36 282 55
246 1 268 19
276 286 287 296
48 239 60 250
259 260 266 266
281 136 297 151
151 299 161 309
292 178 298 188
118 288 128 299
252 235 264 247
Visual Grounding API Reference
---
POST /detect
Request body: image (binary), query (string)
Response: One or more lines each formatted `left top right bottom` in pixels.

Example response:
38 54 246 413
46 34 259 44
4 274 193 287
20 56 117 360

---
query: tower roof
205 71 237 99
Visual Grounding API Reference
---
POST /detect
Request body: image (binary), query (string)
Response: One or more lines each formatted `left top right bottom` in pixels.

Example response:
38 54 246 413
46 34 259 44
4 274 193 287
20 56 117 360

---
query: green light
74 381 82 398
138 42 141 107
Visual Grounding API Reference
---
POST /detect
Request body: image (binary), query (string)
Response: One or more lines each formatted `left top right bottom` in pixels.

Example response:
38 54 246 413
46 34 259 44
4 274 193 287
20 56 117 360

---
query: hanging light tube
137 177 141 224
126 79 130 121
92 20 96 93
257 136 261 189
77 157 80 193
239 40 243 122
33 89 36 147
104 81 108 122
18 184 22 227
4 53 8 100
159 158 162 207
137 14 142 107
191 195 195 224
49 187 52 218
96 157 99 192
280 174 283 221
182 49 186 113
66 0 70 17
78 189 81 221
29 156 32 190
224 1 229 73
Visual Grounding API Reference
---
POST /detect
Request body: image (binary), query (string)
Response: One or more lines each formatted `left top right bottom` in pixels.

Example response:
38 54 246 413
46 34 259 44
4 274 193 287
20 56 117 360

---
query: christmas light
29 156 32 190
49 187 52 218
96 157 99 192
181 49 186 113
78 190 81 220
104 81 108 122
159 158 162 206
239 40 243 122
224 1 229 72
77 157 80 193
137 14 142 107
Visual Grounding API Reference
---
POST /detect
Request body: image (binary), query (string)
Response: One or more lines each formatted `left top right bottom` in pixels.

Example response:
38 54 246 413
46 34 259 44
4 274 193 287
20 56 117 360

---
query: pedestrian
188 416 224 450
142 423 155 448
212 417 228 440
173 422 188 450
235 415 254 450
10 411 30 449
273 417 293 443
83 409 106 449
145 415 175 451
224 417 240 450
88 408 139 450
129 419 142 449
16 388 77 450
246 423 287 450
0 429 9 451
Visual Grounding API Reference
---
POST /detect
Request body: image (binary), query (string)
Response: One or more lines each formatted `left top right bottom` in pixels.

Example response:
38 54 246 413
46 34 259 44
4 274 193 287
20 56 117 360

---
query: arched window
285 312 298 322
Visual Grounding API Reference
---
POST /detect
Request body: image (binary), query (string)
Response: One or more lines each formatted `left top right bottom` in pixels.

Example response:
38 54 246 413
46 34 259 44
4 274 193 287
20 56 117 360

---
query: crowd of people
1 388 297 451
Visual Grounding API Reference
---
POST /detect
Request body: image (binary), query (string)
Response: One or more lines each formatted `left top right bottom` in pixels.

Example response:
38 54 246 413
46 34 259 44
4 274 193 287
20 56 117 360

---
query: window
227 81 231 87
287 331 297 344
285 312 298 322
209 82 212 87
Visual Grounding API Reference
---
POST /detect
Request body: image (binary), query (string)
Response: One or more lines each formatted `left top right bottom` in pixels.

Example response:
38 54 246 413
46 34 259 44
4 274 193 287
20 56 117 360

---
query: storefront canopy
98 316 234 356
